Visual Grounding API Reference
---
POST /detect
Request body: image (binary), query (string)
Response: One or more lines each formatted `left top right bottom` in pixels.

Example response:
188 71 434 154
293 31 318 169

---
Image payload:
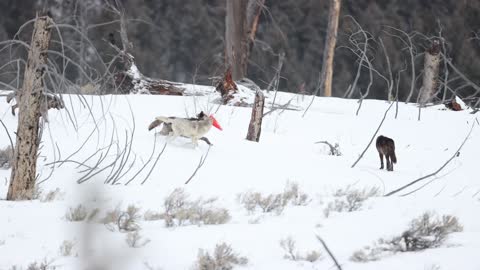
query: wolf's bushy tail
390 142 397 164
391 151 397 164
148 119 162 131
148 116 175 131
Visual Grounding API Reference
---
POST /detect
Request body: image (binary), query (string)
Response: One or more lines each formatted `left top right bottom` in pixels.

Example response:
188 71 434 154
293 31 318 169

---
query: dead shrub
126 230 150 248
59 240 76 257
87 208 100 222
9 258 56 270
40 188 63 202
194 242 248 270
324 186 379 217
304 250 322 263
280 237 322 262
101 205 122 225
65 204 88 222
282 182 310 206
350 212 463 262
103 204 141 232
239 182 310 215
316 141 342 156
239 192 284 214
161 188 230 227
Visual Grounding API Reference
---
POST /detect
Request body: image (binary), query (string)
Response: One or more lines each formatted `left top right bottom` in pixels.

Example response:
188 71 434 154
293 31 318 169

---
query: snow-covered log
113 52 186 95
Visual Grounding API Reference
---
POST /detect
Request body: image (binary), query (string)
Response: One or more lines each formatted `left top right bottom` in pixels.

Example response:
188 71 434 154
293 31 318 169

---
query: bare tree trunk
7 16 53 201
420 39 441 105
320 0 341 97
226 0 248 81
246 90 265 142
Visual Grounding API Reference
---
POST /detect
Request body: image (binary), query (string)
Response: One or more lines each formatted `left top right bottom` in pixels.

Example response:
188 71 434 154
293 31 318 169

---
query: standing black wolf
376 135 397 171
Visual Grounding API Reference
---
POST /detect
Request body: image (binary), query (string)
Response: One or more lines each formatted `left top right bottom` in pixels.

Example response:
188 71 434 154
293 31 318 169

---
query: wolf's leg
379 152 384 169
191 138 199 147
386 155 392 171
166 131 178 143
390 155 394 171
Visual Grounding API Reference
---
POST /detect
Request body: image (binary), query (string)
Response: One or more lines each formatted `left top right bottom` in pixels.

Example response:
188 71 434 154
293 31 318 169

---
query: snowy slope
0 89 479 270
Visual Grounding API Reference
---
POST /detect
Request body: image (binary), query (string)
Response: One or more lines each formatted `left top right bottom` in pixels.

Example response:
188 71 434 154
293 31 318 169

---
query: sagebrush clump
193 242 248 270
351 212 463 262
65 205 88 222
40 188 63 202
59 240 76 257
9 258 56 270
158 188 230 227
238 182 310 215
125 230 150 248
102 204 141 232
280 237 322 263
324 186 379 217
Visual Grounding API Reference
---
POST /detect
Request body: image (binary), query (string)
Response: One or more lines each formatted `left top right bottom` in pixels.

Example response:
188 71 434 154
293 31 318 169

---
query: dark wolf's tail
390 141 397 164
148 119 163 131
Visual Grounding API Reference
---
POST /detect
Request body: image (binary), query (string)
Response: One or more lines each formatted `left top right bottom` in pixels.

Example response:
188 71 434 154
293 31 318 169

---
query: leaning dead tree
7 16 53 200
246 90 265 142
419 39 441 106
106 1 186 95
320 0 341 97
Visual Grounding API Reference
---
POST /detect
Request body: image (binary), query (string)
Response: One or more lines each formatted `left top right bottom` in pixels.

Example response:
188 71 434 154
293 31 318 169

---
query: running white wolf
148 111 222 146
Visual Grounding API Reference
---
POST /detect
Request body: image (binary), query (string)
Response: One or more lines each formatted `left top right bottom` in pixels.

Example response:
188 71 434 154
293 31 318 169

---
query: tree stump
445 97 463 111
246 90 265 142
215 67 238 104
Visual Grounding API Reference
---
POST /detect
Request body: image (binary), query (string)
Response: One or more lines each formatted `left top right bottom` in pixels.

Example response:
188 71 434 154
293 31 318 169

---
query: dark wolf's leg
386 155 392 171
379 152 384 169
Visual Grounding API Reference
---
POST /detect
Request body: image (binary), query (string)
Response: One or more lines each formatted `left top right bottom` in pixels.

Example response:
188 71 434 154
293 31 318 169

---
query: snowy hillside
0 89 479 270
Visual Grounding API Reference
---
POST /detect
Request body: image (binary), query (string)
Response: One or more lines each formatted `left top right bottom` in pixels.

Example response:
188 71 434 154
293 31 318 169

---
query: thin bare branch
185 146 212 185
351 102 394 168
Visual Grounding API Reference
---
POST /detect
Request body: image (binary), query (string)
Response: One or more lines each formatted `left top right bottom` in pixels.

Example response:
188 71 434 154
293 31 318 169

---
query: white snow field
0 88 479 270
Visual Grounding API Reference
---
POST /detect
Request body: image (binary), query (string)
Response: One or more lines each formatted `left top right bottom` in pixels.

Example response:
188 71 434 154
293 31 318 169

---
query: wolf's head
196 111 222 130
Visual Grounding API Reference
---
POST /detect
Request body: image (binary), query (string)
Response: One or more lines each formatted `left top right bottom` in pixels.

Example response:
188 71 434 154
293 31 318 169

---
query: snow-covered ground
0 88 479 270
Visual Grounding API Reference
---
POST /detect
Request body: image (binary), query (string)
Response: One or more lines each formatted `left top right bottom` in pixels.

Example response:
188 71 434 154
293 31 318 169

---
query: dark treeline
1 0 479 103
